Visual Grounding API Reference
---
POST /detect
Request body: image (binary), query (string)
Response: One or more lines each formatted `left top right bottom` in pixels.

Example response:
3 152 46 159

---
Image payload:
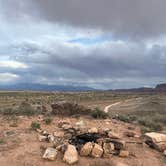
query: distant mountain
1 83 166 92
108 83 166 93
109 87 154 93
155 83 166 92
0 83 95 92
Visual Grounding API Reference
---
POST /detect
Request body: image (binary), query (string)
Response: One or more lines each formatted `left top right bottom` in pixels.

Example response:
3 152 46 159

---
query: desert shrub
91 108 108 119
18 101 36 116
113 114 136 123
30 121 40 130
141 126 152 134
138 117 162 131
44 117 53 125
1 108 19 116
0 139 5 144
9 115 18 127
51 102 92 116
152 114 166 125
0 102 36 116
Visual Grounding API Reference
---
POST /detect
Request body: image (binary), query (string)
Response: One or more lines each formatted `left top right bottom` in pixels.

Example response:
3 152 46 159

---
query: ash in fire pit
69 133 102 150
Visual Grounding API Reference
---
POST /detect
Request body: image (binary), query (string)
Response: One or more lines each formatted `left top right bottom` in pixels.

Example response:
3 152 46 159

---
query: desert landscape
1 0 166 165
0 90 165 166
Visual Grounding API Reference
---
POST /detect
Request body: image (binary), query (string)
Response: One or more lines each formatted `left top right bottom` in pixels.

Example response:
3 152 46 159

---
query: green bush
1 108 19 116
0 102 36 116
138 117 162 132
51 102 92 116
18 101 36 116
113 114 136 123
0 138 5 144
44 117 53 125
9 115 18 127
30 121 40 130
141 126 152 134
91 108 108 119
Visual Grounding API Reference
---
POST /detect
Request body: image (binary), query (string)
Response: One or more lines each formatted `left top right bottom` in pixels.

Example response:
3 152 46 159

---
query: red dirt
0 116 165 166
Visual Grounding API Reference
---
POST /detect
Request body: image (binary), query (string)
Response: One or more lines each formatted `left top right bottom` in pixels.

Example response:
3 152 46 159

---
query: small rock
64 133 73 139
53 137 65 147
98 128 109 136
103 128 111 133
76 120 85 128
91 143 103 158
96 138 104 146
164 150 166 156
80 142 93 156
43 148 58 161
48 134 55 143
36 128 43 133
114 162 129 166
38 135 47 142
108 132 120 139
125 131 135 137
58 121 70 128
111 139 126 150
42 130 49 136
63 144 78 164
56 143 68 153
134 135 140 138
38 115 44 122
54 131 64 138
119 150 129 157
62 124 73 130
103 143 115 154
76 127 88 135
128 126 135 130
88 127 98 134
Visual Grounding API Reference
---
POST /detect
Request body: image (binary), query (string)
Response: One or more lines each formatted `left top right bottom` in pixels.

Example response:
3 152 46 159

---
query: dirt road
103 97 143 113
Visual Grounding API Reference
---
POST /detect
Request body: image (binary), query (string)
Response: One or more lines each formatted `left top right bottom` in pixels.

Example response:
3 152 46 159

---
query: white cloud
0 60 28 69
0 72 19 83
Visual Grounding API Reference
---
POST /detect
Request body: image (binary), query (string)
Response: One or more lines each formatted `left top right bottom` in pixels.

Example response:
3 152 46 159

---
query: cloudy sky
0 0 166 89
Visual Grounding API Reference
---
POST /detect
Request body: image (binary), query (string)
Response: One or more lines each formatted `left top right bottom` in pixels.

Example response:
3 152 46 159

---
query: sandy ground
0 115 165 166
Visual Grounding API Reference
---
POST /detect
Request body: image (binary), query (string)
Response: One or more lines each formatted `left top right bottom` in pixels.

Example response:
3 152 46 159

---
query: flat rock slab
43 148 58 161
145 132 166 152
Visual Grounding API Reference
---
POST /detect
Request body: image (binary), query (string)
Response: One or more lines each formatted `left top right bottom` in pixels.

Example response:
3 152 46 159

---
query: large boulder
80 142 93 156
91 143 103 158
43 148 58 161
145 132 166 152
63 144 78 164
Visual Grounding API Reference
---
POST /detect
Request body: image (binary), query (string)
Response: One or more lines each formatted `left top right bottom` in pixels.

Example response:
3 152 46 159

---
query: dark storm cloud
11 41 166 79
1 0 166 88
1 0 166 39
